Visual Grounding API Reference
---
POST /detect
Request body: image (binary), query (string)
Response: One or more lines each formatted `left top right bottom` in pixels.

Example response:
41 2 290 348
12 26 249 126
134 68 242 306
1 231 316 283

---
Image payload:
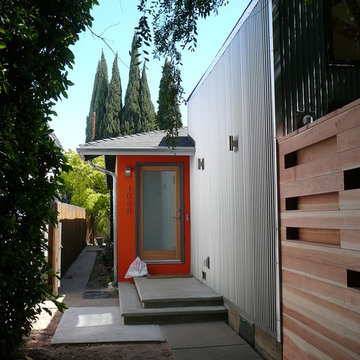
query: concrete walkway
49 246 262 359
52 246 165 344
59 245 117 307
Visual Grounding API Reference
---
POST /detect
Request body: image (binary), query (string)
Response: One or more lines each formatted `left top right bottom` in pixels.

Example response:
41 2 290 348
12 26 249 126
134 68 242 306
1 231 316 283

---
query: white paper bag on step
125 257 149 278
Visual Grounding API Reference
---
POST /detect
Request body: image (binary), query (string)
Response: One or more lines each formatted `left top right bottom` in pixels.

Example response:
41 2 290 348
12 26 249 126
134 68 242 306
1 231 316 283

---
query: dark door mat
82 291 110 299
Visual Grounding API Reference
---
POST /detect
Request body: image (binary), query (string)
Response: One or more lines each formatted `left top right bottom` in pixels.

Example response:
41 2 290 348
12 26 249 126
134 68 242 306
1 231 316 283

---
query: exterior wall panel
188 0 278 336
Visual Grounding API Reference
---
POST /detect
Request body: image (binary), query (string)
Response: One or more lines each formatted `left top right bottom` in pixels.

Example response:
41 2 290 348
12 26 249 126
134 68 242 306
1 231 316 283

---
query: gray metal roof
77 128 195 159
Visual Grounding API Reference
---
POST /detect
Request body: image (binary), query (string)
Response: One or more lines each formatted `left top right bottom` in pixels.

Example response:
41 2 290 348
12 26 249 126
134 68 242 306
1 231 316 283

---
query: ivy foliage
61 151 110 236
0 0 98 355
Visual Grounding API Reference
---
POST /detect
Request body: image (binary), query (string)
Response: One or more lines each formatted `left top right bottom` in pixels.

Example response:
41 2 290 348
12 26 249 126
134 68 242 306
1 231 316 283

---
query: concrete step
134 277 223 308
119 282 227 325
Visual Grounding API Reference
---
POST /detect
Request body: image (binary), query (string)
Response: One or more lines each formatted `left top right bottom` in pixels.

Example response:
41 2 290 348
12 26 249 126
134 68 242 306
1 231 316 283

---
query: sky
51 0 249 151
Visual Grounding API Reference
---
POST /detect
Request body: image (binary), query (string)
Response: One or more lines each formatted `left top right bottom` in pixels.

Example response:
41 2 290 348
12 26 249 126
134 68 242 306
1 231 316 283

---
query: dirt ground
85 249 114 291
16 250 175 360
19 342 174 360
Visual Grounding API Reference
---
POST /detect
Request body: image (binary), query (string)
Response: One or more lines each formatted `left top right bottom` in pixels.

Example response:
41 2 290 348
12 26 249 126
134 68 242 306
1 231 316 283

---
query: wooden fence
48 202 86 295
278 99 360 359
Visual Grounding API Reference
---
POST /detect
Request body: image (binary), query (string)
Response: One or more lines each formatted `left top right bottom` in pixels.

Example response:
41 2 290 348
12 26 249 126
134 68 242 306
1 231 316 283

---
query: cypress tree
94 51 109 139
103 54 122 138
85 51 108 142
122 35 141 135
139 66 156 132
157 58 182 131
85 62 100 142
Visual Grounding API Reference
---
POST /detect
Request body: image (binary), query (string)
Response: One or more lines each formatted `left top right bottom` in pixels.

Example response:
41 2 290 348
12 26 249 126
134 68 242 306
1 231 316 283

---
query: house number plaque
126 185 131 214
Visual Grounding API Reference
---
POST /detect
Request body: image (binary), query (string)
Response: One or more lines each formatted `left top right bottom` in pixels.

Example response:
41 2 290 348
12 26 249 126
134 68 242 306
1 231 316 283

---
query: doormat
82 291 109 299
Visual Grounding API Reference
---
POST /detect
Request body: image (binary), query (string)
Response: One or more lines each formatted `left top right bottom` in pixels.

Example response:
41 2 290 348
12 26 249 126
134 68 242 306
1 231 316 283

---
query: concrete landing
119 282 227 324
161 322 262 360
51 306 165 344
134 277 223 308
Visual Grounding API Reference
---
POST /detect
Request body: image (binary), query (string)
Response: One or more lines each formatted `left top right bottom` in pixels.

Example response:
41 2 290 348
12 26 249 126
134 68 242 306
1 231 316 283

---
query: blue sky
51 0 248 150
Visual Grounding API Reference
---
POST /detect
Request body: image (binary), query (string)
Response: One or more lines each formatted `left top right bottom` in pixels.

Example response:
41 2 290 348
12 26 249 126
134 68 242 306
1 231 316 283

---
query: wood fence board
282 241 360 271
297 228 340 246
340 189 360 210
283 285 360 334
278 100 360 145
279 147 360 184
283 314 359 360
338 125 360 153
47 202 86 293
280 172 344 198
281 210 360 230
280 198 286 212
283 304 360 355
282 270 360 312
278 104 360 155
296 136 337 166
297 193 339 211
283 330 332 360
279 100 360 359
282 255 346 286
341 230 360 251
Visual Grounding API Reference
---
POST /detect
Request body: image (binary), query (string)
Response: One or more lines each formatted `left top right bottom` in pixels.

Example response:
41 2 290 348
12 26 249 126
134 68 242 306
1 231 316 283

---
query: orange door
138 165 182 262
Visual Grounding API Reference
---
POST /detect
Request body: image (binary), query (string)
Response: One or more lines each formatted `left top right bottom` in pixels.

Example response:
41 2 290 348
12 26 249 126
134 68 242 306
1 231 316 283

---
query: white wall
188 0 278 336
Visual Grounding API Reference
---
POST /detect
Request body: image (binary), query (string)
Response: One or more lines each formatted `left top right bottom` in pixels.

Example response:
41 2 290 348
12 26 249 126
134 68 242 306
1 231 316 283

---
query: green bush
61 150 110 237
0 0 97 356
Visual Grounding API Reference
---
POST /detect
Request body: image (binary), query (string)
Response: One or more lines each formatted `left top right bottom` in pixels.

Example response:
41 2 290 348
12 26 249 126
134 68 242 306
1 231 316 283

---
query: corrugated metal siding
188 0 277 336
274 0 360 135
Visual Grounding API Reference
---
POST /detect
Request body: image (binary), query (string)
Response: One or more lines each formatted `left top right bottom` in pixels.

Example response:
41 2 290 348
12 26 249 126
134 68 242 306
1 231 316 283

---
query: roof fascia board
77 147 195 157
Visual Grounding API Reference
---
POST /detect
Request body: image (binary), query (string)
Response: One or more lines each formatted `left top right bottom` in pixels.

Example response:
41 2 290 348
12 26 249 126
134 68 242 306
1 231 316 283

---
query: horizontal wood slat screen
278 99 360 359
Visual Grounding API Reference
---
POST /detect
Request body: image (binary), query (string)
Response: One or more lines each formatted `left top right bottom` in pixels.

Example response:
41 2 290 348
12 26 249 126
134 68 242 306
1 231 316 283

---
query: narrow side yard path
19 245 174 359
19 245 262 359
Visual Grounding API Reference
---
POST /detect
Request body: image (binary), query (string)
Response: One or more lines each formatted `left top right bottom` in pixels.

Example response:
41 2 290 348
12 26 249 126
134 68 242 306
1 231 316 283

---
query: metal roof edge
187 0 259 103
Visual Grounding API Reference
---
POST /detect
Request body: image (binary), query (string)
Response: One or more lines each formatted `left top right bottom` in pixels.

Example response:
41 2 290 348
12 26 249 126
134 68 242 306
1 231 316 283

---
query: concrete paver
52 307 165 344
160 322 246 349
161 322 262 359
172 344 262 360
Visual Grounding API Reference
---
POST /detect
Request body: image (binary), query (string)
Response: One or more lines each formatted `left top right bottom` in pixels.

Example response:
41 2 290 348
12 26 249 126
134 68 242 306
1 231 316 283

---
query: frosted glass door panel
143 171 176 251
138 165 182 261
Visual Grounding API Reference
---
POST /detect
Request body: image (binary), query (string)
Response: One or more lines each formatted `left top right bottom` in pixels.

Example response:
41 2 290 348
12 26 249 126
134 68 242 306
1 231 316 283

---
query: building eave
77 146 195 160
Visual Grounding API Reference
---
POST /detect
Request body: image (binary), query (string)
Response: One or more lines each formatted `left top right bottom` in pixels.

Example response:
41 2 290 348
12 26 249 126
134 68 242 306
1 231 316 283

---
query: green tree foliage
104 54 122 138
137 0 228 64
136 0 227 138
139 66 157 132
86 62 101 142
85 51 108 142
61 151 110 236
157 59 182 137
122 35 141 135
0 0 97 355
